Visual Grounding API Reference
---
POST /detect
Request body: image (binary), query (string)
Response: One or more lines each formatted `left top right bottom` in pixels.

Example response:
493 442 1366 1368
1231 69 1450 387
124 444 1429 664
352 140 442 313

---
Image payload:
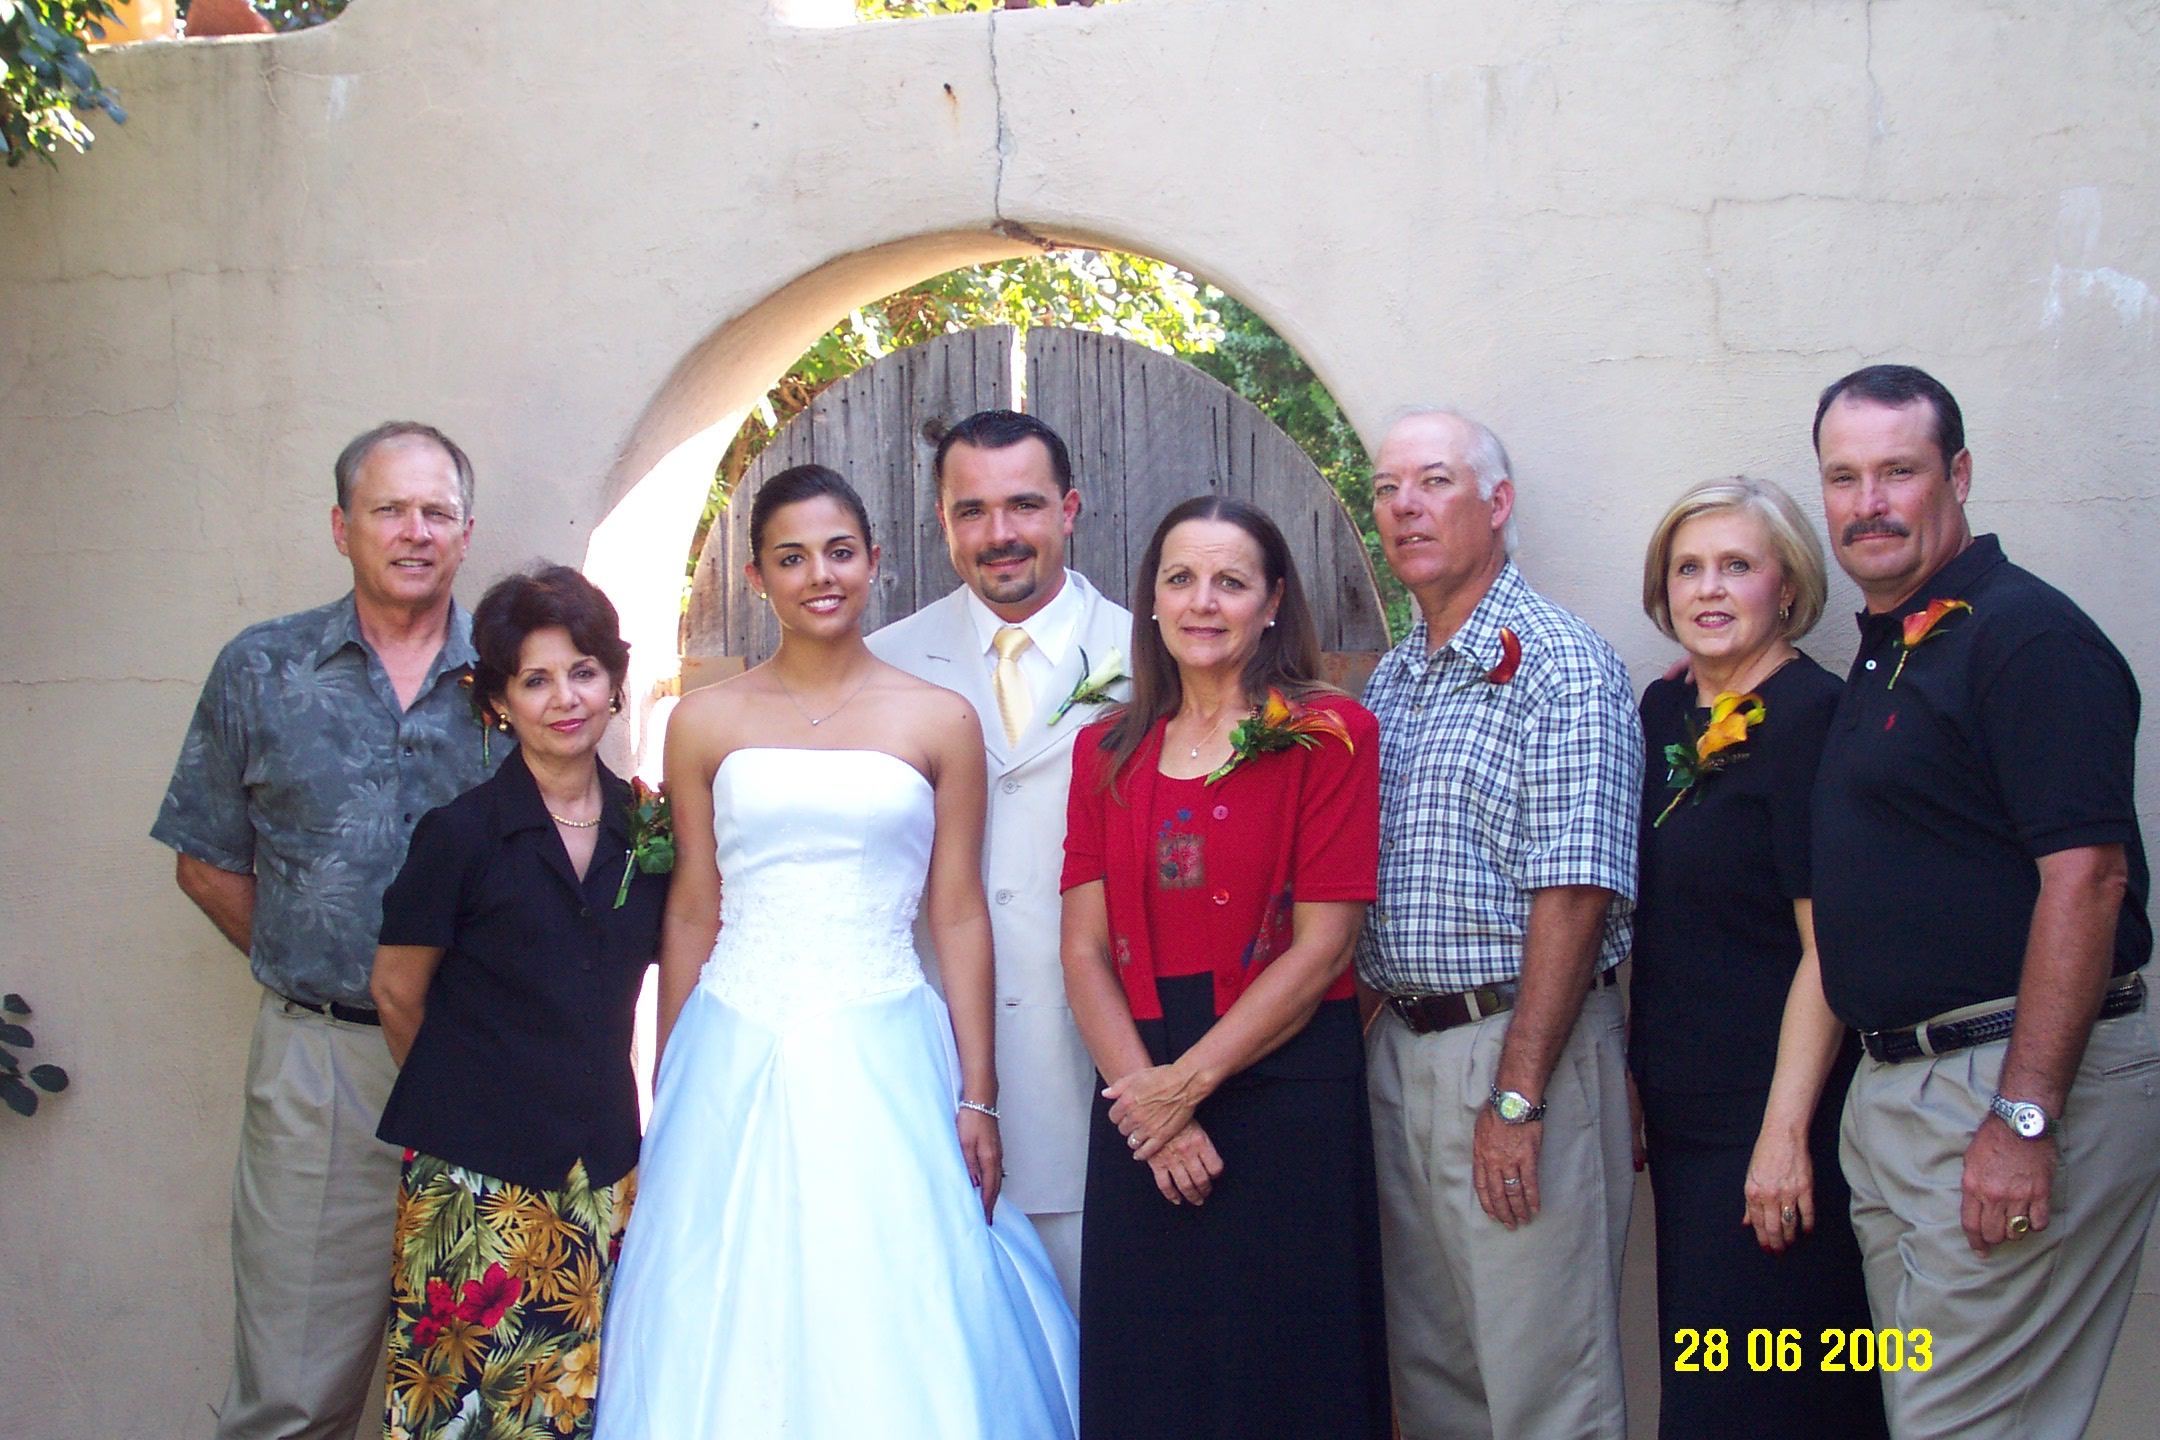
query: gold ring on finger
2007 1214 2032 1238
1781 1206 1797 1225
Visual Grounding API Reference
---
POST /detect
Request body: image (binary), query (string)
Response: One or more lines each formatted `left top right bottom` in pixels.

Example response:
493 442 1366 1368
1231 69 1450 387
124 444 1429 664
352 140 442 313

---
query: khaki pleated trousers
214 990 402 1440
1841 976 2160 1440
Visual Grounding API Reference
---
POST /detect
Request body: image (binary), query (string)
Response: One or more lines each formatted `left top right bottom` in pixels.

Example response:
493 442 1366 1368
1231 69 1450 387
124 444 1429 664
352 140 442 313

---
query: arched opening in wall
583 232 1394 793
674 251 1402 705
587 231 1386 1114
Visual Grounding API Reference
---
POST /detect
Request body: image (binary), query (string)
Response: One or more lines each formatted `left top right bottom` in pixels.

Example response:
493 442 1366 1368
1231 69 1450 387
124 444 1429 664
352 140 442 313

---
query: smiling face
1152 519 1282 683
1370 412 1512 601
1665 508 1793 672
330 437 472 614
937 437 1080 621
1817 394 1972 612
494 625 615 765
746 494 879 638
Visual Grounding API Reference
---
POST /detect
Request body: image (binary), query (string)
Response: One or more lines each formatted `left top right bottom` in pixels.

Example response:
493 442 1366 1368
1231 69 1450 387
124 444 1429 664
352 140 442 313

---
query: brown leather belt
1387 968 1619 1037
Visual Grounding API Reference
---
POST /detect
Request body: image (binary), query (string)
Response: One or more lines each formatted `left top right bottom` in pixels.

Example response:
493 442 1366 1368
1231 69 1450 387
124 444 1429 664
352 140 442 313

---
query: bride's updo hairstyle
469 564 632 715
748 464 875 565
1096 495 1329 786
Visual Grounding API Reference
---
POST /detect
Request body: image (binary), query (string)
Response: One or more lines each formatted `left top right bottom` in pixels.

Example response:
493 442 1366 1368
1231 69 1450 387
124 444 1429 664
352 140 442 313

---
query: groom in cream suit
869 410 1132 1304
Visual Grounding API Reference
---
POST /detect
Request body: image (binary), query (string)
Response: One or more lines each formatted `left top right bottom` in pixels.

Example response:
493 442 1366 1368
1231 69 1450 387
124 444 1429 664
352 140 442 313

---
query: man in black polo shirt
1811 364 2160 1440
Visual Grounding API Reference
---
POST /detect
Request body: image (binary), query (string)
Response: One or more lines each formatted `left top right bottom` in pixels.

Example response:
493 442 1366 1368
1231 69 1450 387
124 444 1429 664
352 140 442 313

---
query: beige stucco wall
3 0 2155 1434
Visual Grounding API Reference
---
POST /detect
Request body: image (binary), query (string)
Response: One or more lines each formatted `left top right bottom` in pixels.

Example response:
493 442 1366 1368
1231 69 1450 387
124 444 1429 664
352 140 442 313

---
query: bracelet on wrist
957 1099 1000 1121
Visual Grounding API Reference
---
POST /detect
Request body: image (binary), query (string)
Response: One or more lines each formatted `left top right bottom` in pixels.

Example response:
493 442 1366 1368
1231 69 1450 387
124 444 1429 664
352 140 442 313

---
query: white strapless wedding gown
594 748 1078 1439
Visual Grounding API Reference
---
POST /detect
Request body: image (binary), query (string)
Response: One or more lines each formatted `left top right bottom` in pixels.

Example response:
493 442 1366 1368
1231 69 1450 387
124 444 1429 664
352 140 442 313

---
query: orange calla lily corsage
1653 690 1766 827
1888 599 1971 689
1205 687 1354 784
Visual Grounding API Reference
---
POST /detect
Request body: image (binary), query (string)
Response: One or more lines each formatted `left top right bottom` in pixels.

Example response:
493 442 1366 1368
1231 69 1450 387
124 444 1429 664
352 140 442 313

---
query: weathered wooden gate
685 326 1386 672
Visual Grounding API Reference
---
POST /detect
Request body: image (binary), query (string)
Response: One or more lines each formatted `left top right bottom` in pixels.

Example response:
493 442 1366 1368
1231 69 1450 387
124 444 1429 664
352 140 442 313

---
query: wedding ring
1781 1206 1797 1225
2007 1214 2032 1238
1503 1177 1521 1188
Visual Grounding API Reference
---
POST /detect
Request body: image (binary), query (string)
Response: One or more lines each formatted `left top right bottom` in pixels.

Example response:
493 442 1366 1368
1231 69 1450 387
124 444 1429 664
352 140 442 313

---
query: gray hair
333 422 476 519
1382 405 1518 552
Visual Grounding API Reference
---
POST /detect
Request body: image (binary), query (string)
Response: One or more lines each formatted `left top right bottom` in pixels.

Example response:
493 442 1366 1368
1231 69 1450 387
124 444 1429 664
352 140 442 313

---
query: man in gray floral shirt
153 422 500 1440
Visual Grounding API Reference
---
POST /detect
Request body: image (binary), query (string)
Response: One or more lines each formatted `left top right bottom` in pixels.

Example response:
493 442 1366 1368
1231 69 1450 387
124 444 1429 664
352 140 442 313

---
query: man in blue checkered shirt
1357 409 1643 1440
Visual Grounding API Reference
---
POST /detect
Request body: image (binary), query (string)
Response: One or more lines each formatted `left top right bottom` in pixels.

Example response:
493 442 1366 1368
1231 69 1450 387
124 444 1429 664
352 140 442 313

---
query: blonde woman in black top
369 565 666 1440
1630 479 1884 1440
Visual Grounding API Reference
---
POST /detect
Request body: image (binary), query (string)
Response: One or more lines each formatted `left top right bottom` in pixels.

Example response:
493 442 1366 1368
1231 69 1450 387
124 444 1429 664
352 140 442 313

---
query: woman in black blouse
1631 479 1884 1439
368 565 665 1440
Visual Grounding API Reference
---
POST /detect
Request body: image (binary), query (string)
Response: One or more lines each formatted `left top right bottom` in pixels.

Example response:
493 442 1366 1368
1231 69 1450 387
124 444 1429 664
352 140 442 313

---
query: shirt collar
1401 561 1527 676
1853 533 2005 638
494 747 632 842
314 591 478 682
963 569 1085 669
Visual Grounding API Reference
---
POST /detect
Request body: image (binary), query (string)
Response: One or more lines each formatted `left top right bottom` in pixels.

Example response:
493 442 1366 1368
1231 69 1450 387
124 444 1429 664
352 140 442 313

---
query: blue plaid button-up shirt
1357 562 1642 994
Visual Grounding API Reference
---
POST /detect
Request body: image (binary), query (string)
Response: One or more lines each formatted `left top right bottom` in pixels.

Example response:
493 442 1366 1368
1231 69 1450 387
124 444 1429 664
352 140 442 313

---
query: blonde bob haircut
1642 476 1828 643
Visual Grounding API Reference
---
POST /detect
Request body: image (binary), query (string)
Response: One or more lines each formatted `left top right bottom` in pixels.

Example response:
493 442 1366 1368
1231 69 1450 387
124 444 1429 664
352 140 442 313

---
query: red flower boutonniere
455 665 506 767
1888 599 1971 689
614 777 676 908
1456 627 1522 693
1206 688 1356 785
1654 690 1766 827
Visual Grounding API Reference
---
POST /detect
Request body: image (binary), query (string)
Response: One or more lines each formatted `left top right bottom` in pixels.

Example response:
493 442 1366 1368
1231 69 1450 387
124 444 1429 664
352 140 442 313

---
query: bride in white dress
594 466 1078 1439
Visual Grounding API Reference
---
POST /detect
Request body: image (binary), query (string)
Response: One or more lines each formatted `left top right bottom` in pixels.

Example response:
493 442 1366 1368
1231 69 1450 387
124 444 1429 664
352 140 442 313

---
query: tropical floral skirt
384 1151 635 1440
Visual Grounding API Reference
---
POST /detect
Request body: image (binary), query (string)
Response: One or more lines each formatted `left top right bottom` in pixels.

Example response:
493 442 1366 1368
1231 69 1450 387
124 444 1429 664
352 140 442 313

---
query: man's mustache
1842 517 1911 546
974 542 1037 566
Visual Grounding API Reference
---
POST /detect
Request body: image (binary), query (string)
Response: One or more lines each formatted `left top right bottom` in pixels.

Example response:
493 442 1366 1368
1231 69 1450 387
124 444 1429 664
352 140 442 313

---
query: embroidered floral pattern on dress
698 881 924 1030
1155 811 1206 890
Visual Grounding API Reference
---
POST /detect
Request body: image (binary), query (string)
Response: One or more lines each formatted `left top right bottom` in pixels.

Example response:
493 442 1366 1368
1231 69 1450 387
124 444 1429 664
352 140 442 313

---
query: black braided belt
1861 973 2145 1064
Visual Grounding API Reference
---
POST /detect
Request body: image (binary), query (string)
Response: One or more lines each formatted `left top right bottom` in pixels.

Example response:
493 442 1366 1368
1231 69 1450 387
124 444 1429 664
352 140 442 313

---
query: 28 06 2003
1671 1327 1933 1373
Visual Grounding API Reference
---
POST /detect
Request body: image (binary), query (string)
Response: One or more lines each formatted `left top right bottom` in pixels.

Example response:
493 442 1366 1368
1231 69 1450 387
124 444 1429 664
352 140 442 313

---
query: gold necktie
992 625 1034 747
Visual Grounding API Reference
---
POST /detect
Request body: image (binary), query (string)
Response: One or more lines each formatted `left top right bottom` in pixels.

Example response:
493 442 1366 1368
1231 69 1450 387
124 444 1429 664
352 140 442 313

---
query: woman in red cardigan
1061 495 1389 1440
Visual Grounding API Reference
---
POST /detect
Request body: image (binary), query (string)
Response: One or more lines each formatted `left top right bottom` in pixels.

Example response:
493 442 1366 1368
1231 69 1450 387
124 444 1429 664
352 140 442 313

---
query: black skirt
1077 976 1390 1440
1640 1049 1887 1440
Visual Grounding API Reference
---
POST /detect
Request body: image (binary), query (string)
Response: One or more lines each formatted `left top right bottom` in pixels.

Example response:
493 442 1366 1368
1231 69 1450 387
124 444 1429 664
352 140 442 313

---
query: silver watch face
2008 1102 2049 1140
1493 1090 1533 1124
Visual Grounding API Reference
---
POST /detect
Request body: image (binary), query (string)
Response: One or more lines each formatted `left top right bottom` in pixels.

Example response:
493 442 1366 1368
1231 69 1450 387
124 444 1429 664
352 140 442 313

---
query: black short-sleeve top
374 751 666 1190
1812 535 2151 1032
1629 655 1843 1094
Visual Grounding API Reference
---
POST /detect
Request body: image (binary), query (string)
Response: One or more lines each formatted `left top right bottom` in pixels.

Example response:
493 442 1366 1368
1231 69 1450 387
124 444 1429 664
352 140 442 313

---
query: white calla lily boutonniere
1048 646 1129 724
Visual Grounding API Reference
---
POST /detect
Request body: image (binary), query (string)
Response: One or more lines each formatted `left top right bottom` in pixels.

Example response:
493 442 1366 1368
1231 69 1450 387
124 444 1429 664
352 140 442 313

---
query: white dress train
594 747 1079 1439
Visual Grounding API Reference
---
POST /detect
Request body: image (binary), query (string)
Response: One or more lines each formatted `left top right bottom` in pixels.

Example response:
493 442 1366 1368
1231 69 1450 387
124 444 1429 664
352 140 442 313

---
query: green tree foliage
1189 289 1407 638
1 0 125 167
690 250 1220 568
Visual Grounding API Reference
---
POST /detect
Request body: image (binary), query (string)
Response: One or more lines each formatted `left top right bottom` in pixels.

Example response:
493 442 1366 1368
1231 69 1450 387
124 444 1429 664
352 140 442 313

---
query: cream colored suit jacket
867 571 1133 1215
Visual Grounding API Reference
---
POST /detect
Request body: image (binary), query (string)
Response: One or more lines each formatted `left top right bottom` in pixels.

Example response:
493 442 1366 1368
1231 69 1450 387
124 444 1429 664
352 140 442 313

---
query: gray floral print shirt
153 592 503 1005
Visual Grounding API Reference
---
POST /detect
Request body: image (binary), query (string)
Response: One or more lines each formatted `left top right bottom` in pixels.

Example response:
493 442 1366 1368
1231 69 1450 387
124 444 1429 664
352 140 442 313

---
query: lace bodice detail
699 748 935 1028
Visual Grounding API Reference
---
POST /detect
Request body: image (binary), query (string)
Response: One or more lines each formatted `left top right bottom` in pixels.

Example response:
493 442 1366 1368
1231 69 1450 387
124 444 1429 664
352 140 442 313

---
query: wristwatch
1489 1085 1547 1125
1989 1094 2055 1140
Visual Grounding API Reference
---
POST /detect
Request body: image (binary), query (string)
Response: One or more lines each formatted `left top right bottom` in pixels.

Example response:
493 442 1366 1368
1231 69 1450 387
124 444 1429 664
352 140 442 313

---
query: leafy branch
0 992 70 1118
1 0 125 167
